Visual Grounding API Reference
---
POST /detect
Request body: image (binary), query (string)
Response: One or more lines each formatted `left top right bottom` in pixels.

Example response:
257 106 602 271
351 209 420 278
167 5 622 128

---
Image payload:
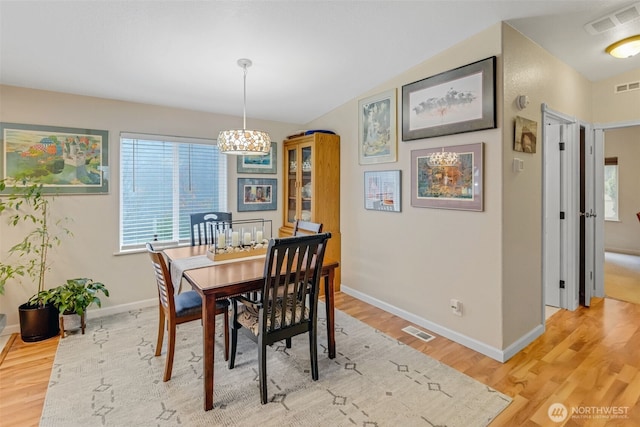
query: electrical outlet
450 299 463 316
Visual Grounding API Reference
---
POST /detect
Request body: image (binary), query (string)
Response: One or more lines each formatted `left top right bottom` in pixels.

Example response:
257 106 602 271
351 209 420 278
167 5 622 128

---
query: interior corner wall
306 24 505 355
501 23 592 348
603 126 640 255
0 85 299 330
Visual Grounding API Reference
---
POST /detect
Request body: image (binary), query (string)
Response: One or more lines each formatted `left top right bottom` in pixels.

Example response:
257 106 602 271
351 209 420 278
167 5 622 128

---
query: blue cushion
174 291 229 318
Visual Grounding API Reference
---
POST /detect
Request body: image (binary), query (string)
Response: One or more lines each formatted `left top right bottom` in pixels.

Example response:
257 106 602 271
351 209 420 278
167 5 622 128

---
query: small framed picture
514 116 537 153
364 170 401 212
236 142 277 174
237 178 277 211
358 89 397 165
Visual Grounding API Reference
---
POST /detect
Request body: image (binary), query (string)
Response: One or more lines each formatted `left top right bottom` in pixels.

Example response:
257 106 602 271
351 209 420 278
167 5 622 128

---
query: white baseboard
1 298 158 337
605 247 640 256
340 285 543 363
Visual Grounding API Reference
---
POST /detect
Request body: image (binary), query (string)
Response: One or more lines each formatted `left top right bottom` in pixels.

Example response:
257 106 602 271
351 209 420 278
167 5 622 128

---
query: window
119 133 227 251
604 157 618 221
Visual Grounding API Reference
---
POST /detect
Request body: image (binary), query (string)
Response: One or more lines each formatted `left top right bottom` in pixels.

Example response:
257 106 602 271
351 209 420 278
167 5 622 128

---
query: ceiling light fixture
605 34 640 58
217 58 271 155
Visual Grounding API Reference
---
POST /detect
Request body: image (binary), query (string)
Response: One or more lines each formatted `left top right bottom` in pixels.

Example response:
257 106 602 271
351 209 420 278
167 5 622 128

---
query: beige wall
307 24 506 353
501 24 592 347
604 126 640 255
0 85 299 328
592 69 640 124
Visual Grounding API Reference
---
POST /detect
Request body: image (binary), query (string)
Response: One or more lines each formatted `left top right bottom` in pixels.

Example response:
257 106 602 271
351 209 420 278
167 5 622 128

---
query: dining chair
146 243 230 382
228 232 331 404
292 219 323 236
189 211 232 246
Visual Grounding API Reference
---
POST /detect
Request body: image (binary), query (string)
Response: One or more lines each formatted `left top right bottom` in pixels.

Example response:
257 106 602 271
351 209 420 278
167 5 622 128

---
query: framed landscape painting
402 57 496 141
411 142 483 211
237 178 277 212
0 122 109 194
237 142 277 174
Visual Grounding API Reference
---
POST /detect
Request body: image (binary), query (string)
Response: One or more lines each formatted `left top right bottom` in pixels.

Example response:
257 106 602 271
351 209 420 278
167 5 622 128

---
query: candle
217 233 226 248
256 230 263 242
243 232 252 245
231 231 239 247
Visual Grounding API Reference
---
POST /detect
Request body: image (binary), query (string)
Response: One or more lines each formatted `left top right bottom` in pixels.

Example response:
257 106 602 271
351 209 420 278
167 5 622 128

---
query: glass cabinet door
286 147 298 224
300 145 312 223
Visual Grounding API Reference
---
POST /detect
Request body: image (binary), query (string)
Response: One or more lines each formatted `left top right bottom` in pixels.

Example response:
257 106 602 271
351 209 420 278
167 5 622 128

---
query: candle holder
207 218 272 262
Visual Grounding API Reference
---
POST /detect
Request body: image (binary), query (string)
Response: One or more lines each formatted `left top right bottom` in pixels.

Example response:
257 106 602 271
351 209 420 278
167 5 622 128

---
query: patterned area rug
40 303 511 426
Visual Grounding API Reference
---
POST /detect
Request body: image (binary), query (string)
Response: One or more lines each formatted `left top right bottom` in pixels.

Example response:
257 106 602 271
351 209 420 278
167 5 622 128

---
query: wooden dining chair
146 243 230 382
228 232 331 404
189 212 232 246
292 220 323 236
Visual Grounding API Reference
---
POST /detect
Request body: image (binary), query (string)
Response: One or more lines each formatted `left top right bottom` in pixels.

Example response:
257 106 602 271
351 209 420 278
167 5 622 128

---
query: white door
543 120 562 307
582 125 595 306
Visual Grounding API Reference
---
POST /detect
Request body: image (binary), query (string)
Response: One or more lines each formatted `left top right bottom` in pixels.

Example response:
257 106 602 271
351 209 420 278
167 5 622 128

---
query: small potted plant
0 179 71 341
43 278 109 335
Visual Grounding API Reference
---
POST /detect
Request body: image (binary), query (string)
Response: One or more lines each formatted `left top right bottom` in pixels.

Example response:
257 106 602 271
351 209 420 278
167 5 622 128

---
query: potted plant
0 179 71 341
42 278 109 335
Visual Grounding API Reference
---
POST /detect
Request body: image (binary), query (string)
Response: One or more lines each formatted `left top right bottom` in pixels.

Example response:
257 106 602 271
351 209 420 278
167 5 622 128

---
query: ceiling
1 1 639 125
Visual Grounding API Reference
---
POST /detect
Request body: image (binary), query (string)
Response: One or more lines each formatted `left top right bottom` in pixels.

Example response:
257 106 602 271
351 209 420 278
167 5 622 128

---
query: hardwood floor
1 293 640 426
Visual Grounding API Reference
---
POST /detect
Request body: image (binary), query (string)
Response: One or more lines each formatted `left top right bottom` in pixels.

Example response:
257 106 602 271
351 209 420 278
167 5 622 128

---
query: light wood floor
1 292 640 426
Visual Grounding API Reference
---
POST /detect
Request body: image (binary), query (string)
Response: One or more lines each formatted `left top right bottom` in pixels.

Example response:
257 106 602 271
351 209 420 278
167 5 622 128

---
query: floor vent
402 326 435 343
615 81 640 94
584 2 640 35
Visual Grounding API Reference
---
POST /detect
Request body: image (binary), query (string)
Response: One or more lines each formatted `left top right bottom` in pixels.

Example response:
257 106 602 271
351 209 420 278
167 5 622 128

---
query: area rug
40 303 511 426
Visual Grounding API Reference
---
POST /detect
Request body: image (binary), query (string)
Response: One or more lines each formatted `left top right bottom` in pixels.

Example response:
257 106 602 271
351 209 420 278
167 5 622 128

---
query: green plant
0 179 71 301
41 278 109 316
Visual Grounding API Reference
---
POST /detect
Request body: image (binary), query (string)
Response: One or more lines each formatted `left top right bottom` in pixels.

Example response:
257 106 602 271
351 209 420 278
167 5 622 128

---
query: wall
306 24 506 355
592 68 640 124
604 126 640 255
0 85 299 330
501 24 592 348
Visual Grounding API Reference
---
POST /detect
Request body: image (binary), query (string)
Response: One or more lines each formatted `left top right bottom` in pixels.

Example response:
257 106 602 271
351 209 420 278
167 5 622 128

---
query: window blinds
119 133 227 251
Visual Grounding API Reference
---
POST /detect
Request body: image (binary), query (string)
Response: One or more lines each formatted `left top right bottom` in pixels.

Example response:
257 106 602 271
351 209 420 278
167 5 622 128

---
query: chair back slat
292 220 323 236
262 233 331 335
146 243 176 316
190 212 232 246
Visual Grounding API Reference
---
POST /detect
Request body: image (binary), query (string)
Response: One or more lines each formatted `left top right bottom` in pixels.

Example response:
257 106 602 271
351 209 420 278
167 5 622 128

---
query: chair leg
163 320 176 382
286 337 292 348
155 308 165 357
258 337 268 404
309 325 318 381
223 308 230 362
228 301 238 369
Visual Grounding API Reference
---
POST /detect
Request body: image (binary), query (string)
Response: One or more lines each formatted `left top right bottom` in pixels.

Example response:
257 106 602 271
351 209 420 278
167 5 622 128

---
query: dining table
162 245 339 411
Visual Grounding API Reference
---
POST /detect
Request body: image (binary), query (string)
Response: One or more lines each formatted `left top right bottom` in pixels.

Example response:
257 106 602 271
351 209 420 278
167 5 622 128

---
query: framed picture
411 143 483 211
359 89 397 164
237 142 277 174
514 116 537 153
402 56 496 141
0 122 109 194
237 178 277 212
364 170 401 212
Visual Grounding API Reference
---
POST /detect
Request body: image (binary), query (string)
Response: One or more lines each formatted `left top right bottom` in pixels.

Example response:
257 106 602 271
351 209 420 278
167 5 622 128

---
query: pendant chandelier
217 58 271 155
427 147 459 167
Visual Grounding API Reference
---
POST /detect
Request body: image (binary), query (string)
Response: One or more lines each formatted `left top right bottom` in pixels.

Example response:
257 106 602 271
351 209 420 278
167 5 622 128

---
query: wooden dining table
162 245 339 411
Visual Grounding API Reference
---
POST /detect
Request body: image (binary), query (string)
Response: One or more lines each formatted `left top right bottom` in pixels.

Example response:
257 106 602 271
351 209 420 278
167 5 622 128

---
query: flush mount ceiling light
217 58 271 155
605 35 640 58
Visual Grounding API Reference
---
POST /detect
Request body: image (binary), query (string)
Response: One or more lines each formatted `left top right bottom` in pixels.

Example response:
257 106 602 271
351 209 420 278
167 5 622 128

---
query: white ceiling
1 1 639 125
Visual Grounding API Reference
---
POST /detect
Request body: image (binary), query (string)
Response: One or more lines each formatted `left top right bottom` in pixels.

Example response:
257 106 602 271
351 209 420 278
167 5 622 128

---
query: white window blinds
119 133 227 251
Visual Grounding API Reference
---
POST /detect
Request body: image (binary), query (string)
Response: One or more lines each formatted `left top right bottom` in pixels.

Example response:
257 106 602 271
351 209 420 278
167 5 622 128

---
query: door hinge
560 211 565 219
559 280 565 289
559 142 565 151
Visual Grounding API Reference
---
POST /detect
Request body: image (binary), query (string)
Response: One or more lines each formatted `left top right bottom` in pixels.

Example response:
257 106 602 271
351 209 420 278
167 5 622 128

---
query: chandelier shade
218 58 271 155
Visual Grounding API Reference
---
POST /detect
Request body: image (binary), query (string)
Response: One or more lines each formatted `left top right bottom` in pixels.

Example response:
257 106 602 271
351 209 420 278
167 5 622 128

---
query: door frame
542 104 580 311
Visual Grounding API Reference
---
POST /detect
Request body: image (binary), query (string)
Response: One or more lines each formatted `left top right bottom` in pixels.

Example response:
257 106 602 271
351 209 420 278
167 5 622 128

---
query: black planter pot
18 302 59 342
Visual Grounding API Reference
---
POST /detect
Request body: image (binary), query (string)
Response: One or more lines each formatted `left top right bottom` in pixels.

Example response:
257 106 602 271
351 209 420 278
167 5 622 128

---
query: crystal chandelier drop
217 59 271 155
427 148 459 167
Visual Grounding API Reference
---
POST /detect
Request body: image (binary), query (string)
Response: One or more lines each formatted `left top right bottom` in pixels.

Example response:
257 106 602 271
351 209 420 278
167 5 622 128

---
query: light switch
513 158 524 172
